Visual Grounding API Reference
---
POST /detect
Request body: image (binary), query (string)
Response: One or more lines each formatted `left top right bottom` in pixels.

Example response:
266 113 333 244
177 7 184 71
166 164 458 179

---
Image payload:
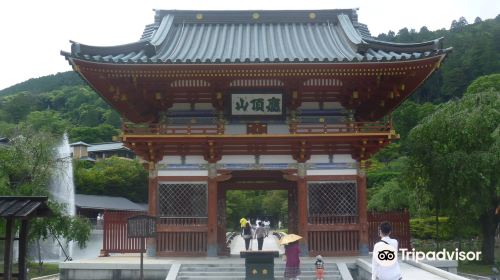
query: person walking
255 222 266 250
283 240 301 280
242 222 253 251
314 255 325 280
240 217 247 228
264 219 270 237
372 221 402 280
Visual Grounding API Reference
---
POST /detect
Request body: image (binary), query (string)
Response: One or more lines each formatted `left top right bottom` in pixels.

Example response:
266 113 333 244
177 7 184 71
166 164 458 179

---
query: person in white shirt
372 222 402 280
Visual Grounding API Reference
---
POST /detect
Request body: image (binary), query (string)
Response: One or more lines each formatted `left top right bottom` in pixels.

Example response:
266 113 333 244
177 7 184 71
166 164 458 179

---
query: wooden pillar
358 171 369 255
207 178 218 256
297 162 309 256
4 218 14 280
147 162 158 256
18 219 29 280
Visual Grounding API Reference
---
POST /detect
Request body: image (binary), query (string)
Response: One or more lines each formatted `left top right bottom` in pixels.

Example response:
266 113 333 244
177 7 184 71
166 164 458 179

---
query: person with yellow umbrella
280 234 302 280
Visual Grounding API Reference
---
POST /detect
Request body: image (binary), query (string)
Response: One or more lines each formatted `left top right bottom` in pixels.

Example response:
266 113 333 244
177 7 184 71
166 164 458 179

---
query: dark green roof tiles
63 9 451 64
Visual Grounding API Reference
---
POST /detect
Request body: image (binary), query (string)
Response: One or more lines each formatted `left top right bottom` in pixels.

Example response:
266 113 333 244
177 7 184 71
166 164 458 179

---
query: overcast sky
0 0 498 90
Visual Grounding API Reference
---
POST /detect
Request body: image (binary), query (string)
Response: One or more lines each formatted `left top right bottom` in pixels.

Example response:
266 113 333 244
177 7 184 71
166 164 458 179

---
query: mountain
0 71 84 97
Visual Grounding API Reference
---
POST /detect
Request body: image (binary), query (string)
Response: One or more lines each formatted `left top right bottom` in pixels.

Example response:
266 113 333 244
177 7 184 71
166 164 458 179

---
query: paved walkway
357 257 467 280
229 233 284 255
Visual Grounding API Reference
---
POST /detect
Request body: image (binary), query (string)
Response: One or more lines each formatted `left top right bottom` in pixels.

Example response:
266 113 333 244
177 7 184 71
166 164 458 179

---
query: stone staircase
176 263 342 279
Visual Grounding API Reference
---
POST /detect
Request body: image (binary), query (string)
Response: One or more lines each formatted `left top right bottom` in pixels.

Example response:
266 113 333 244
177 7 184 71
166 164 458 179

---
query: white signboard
231 93 283 116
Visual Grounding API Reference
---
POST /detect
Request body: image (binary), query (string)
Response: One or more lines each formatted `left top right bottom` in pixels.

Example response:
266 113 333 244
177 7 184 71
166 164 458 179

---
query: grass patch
458 261 498 276
28 262 59 278
0 262 59 278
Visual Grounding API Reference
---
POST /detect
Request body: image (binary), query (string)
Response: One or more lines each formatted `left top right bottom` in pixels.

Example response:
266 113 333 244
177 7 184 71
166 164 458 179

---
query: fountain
33 133 75 261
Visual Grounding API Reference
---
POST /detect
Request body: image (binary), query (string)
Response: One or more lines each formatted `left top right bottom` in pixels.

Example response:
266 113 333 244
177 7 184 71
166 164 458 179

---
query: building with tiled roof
62 9 450 257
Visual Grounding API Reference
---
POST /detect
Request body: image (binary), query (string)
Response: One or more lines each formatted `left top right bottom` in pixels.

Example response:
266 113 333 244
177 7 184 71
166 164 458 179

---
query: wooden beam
156 225 208 232
207 179 218 256
4 218 14 280
147 163 158 256
308 224 360 231
297 178 309 255
18 220 29 280
357 172 369 255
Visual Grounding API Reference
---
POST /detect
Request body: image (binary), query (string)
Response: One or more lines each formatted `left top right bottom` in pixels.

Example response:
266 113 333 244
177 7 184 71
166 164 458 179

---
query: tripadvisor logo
376 243 398 267
400 248 482 262
376 246 482 265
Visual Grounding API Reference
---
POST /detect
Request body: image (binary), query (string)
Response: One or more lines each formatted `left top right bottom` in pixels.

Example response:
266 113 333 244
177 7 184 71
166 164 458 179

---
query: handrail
290 121 391 134
122 121 391 135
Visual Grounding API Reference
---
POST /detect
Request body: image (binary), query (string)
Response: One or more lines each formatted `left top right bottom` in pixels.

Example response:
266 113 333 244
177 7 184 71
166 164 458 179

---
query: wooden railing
123 121 391 136
290 121 391 134
156 232 207 256
122 122 222 135
308 230 360 255
368 210 411 250
308 215 359 225
158 217 208 226
102 210 147 254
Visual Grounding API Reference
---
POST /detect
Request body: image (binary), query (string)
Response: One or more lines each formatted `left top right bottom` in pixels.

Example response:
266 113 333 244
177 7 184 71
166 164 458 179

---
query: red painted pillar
358 171 369 255
207 178 218 256
147 162 158 256
297 161 309 256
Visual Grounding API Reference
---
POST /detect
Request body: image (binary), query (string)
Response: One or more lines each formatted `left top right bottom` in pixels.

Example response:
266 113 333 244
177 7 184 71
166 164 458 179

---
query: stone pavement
230 233 285 255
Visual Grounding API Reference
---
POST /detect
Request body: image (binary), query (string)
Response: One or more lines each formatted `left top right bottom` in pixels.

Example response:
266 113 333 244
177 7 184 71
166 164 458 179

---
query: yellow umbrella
279 234 302 245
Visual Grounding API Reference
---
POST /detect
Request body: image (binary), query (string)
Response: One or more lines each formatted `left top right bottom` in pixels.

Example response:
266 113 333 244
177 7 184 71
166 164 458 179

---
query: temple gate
62 9 449 256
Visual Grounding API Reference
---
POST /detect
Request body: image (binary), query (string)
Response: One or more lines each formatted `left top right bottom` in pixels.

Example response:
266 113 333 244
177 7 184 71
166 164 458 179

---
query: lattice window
159 183 207 217
308 181 357 216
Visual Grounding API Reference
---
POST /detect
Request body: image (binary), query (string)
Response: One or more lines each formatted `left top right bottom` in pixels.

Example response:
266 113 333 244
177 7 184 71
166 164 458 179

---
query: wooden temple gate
150 170 369 256
63 9 448 257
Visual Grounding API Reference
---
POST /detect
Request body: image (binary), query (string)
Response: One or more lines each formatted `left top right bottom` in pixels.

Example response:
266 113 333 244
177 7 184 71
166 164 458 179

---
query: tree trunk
435 201 440 251
480 211 496 264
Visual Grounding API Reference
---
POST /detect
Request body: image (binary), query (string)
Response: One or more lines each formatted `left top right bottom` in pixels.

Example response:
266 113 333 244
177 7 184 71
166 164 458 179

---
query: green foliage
74 157 148 203
410 217 479 240
405 81 500 262
392 101 437 142
0 92 42 122
25 110 69 135
368 179 409 211
0 71 84 97
410 217 453 240
465 73 500 96
226 190 287 230
68 124 119 143
0 127 91 249
373 143 401 164
377 16 500 102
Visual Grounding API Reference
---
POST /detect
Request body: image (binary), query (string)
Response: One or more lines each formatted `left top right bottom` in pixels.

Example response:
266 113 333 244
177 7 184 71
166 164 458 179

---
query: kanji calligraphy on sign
231 94 283 116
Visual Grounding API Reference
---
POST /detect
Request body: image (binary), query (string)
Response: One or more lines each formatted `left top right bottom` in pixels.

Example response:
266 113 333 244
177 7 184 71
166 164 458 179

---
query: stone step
177 263 342 280
177 276 342 280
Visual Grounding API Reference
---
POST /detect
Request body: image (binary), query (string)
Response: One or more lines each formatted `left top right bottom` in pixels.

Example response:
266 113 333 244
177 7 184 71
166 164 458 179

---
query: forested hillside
0 71 84 97
377 15 500 103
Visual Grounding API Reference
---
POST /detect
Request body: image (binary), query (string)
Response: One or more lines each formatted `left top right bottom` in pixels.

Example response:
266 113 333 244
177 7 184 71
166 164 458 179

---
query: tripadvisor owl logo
376 243 398 267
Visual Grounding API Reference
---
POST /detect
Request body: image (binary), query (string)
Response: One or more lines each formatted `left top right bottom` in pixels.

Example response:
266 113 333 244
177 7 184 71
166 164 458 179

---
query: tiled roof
0 196 52 218
70 141 90 147
87 142 130 152
62 9 450 64
75 194 145 211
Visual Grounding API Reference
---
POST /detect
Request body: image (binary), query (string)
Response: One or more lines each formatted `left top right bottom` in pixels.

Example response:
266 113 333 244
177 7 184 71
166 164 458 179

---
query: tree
25 110 69 135
74 157 148 203
392 101 436 143
368 179 409 211
0 127 91 263
406 75 500 263
1 93 41 122
464 73 500 95
68 124 119 143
